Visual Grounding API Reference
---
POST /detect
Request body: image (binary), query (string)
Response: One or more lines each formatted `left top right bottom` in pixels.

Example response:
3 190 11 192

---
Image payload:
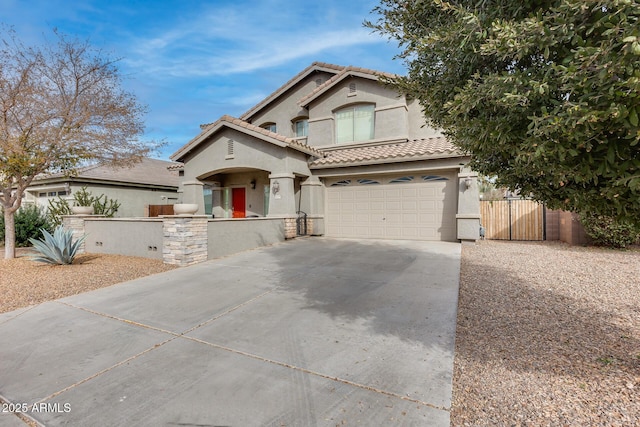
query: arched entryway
198 168 270 218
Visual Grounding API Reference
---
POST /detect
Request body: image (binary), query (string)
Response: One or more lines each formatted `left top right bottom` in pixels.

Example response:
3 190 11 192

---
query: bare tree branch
0 26 161 258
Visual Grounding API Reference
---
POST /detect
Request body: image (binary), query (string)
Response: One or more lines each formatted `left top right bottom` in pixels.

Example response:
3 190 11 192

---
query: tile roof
35 158 182 187
298 65 398 107
310 138 464 168
172 115 323 161
239 62 345 121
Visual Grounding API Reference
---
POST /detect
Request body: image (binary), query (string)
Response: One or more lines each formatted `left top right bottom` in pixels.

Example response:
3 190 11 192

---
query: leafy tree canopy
368 0 640 222
0 26 159 258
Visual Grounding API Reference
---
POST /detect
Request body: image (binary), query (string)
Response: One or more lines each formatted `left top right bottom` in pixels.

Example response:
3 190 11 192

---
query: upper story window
260 122 277 133
335 104 374 144
293 118 308 137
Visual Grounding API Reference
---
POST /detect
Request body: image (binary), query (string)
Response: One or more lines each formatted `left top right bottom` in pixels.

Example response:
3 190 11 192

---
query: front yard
2 240 638 426
452 240 640 426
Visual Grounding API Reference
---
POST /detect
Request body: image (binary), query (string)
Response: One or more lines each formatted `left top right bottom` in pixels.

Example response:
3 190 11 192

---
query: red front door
232 187 246 218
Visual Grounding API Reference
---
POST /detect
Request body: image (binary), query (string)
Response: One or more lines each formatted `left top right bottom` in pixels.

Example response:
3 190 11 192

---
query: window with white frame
294 118 308 137
335 104 374 144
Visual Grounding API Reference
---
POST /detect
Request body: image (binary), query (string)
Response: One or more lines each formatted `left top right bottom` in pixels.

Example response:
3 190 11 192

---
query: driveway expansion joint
55 300 449 413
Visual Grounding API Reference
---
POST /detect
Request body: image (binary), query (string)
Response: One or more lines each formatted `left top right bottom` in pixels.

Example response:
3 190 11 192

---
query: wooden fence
148 204 175 217
480 199 545 241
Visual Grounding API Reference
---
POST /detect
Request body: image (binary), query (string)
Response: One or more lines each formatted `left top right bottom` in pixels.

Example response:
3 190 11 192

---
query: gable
180 126 313 182
171 115 322 163
298 66 397 108
240 62 344 123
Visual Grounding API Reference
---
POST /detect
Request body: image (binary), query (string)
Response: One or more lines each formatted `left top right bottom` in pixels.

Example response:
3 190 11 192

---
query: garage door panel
384 226 402 239
402 213 418 224
419 200 438 210
384 188 401 198
370 201 384 211
385 201 402 211
402 200 417 210
326 173 457 241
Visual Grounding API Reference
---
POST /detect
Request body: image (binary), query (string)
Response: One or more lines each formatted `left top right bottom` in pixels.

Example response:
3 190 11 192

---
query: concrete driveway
0 238 460 427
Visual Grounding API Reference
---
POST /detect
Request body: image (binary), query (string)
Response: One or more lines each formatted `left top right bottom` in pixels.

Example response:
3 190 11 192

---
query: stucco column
181 181 205 214
267 173 296 217
299 176 323 215
300 176 325 235
456 169 481 242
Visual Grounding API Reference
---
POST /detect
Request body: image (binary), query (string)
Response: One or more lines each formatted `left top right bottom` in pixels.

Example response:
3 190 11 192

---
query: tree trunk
4 208 15 259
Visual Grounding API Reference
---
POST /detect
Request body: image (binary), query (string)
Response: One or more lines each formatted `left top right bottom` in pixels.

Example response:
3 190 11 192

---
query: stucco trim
309 152 465 169
240 62 345 121
171 115 323 161
298 66 398 108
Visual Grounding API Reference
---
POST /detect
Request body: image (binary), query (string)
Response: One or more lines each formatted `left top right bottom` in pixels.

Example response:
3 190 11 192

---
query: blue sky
1 0 406 160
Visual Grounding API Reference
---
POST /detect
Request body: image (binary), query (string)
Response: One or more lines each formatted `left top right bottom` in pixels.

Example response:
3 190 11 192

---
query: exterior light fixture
250 179 257 190
464 178 473 189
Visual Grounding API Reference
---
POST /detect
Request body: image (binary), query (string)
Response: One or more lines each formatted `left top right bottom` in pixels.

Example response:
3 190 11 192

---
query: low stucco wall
84 218 164 260
207 217 285 259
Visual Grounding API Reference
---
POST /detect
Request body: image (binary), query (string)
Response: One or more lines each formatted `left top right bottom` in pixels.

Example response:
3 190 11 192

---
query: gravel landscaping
1 241 638 426
452 240 640 427
0 248 177 314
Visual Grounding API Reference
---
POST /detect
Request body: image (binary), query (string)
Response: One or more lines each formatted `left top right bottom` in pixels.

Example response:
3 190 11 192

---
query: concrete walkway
0 238 461 427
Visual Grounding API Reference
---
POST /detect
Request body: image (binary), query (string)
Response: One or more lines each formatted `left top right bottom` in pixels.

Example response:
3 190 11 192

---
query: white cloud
123 2 386 78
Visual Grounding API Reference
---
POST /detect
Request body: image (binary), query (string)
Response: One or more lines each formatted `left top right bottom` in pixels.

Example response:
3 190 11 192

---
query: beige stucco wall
207 218 285 259
69 184 178 217
246 71 336 137
406 98 444 139
84 218 164 259
25 183 178 217
305 76 443 148
180 128 311 183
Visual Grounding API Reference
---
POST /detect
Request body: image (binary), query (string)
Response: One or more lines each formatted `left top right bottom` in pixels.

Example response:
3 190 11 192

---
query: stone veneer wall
284 217 297 239
162 216 208 266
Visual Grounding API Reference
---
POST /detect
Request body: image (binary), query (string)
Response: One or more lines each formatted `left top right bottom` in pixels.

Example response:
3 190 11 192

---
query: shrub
47 186 121 226
46 197 72 227
579 211 640 249
28 225 86 265
0 205 53 247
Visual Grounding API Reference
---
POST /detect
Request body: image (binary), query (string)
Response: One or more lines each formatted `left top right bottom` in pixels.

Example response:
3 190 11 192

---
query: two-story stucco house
171 62 480 242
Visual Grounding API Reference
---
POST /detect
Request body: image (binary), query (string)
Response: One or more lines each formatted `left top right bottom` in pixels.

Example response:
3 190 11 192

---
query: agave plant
28 226 86 265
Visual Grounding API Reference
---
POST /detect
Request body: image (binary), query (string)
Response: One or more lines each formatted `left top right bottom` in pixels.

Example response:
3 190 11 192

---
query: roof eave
309 152 467 169
299 70 396 108
171 117 322 161
240 62 345 121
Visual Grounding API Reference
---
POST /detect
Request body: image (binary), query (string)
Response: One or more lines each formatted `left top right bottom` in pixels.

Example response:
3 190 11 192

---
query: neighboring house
171 62 480 241
24 158 181 217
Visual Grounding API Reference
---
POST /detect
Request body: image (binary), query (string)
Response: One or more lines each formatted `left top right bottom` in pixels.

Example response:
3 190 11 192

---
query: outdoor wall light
464 177 473 190
250 179 257 190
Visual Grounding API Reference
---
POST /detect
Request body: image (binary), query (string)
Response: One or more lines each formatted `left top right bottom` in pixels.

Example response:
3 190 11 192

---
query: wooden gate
148 204 174 217
480 199 545 241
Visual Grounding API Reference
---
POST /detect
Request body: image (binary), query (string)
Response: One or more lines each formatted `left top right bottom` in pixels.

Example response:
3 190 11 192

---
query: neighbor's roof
34 158 182 188
239 62 345 122
298 65 398 107
171 115 323 161
309 138 464 168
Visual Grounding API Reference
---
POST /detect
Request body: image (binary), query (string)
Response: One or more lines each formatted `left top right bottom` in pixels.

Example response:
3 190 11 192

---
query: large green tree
0 27 157 259
368 0 640 222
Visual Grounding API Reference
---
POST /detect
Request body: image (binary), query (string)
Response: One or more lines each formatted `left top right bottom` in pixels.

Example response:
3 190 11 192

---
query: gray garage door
325 173 457 241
